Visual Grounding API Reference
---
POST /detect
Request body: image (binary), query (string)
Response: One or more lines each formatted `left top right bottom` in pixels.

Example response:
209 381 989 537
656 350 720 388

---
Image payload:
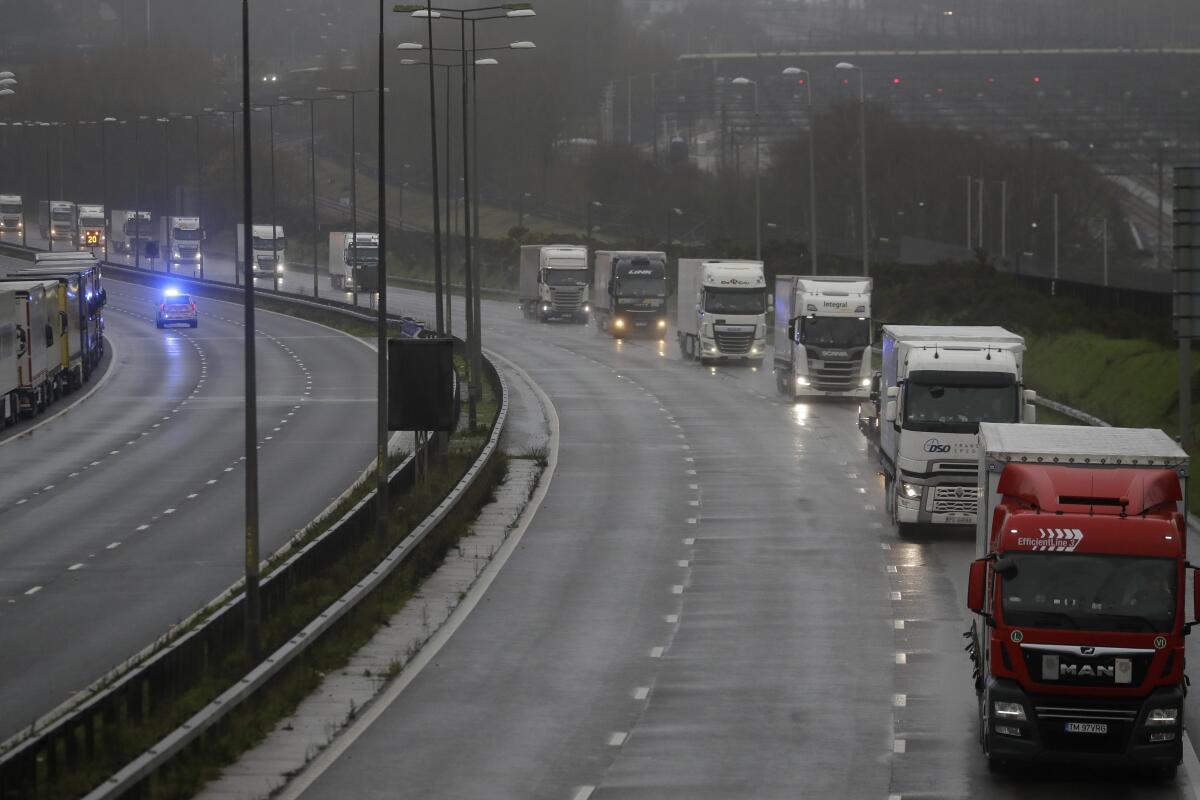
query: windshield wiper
1086 612 1161 632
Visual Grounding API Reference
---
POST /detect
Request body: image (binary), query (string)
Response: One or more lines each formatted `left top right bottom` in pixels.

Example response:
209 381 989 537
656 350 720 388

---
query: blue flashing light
163 288 181 297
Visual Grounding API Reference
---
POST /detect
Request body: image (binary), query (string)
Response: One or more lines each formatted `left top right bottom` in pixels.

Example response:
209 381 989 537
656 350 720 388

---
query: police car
156 288 198 329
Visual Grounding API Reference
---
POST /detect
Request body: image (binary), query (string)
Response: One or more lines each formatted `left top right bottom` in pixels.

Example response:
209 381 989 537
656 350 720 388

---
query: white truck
5 279 61 416
0 194 23 236
592 250 669 337
774 275 872 398
76 204 106 252
168 216 204 273
519 244 590 323
38 201 75 243
237 223 286 280
110 210 154 256
879 325 1036 535
676 259 768 366
328 231 379 291
0 284 17 426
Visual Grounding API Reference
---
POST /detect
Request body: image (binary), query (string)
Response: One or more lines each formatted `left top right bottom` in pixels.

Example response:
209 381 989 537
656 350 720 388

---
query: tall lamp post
101 117 119 262
291 95 347 297
317 86 377 307
731 77 761 261
252 100 290 292
836 61 868 276
782 66 818 274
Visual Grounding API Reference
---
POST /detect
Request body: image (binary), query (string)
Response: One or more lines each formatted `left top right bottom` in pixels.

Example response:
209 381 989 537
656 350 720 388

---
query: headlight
614 318 626 329
194 253 202 260
993 701 1026 721
901 482 921 499
751 346 762 354
276 264 285 273
796 376 809 386
582 304 590 313
862 378 872 387
542 304 549 311
657 319 667 329
1147 708 1178 726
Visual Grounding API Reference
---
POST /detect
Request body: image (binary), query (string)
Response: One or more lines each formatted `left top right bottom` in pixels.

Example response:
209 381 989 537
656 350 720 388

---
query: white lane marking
274 349 560 800
136 524 150 532
891 591 903 601
106 542 121 550
650 646 664 658
164 508 176 515
224 467 234 472
683 537 695 545
68 472 79 478
880 543 892 550
42 485 54 491
25 585 42 596
688 483 699 490
207 479 218 485
894 620 905 630
572 788 595 800
15 499 26 505
90 460 102 466
1182 730 1200 800
68 563 85 571
686 518 697 525
886 565 898 574
671 585 684 594
889 795 903 800
665 614 679 624
634 687 650 700
894 694 907 707
687 500 699 507
187 493 198 499
608 732 628 746
677 560 689 568
685 469 696 475
896 652 908 665
893 739 906 754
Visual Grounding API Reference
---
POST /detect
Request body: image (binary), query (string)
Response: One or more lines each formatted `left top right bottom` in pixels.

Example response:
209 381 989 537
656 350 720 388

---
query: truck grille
551 288 583 313
714 326 755 355
806 353 864 391
931 485 979 514
1032 699 1140 754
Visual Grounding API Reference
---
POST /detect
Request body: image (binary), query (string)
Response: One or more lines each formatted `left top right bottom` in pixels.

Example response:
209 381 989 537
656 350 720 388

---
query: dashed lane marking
633 687 650 700
24 585 42 596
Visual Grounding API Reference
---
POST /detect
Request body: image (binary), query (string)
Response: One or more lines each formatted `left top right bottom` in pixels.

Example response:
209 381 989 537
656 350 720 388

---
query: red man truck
966 423 1192 776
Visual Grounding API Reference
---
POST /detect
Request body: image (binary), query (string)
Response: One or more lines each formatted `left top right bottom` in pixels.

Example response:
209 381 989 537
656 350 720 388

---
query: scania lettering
592 250 668 337
0 194 23 236
676 259 767 366
966 423 1191 775
774 275 872 398
878 325 1035 535
76 205 105 252
519 244 590 323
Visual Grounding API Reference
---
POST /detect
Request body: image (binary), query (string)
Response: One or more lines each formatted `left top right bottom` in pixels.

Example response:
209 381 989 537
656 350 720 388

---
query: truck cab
112 210 153 256
41 201 75 243
677 259 768 366
593 250 668 337
0 194 23 236
168 216 204 273
77 205 105 252
249 224 285 279
775 276 872 398
331 232 380 291
968 423 1192 773
519 245 590 323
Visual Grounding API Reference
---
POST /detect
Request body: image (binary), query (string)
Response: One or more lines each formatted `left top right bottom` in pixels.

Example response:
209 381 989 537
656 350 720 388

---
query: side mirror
968 559 988 614
1022 389 1038 424
885 400 897 423
767 293 774 307
886 386 899 399
786 320 796 342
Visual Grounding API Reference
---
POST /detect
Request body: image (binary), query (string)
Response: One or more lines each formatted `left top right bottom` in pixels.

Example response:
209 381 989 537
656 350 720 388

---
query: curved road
0 270 376 739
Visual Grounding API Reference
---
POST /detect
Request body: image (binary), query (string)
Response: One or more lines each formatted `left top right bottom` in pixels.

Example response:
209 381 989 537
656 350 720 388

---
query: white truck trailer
774 275 872 398
6 279 62 416
0 285 17 426
168 216 204 273
110 210 153 256
879 325 1036 535
328 231 380 291
0 194 23 236
592 250 669 337
676 259 768 366
519 244 590 323
38 201 75 243
237 224 286 280
76 204 105 251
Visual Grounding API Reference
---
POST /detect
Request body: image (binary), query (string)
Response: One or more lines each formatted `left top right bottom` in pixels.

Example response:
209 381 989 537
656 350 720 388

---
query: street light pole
732 77 761 261
375 0 390 538
102 118 115 262
837 62 868 276
783 67 818 273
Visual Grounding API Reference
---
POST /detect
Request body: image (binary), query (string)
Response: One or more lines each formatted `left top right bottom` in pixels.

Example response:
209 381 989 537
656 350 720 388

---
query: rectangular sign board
1175 166 1200 339
387 337 456 432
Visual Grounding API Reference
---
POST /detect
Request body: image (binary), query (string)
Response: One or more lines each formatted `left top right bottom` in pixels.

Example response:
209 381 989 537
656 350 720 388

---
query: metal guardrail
1031 395 1112 427
0 249 505 800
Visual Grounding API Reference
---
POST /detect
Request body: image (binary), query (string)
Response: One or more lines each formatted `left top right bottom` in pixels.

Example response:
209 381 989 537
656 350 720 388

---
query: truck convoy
676 258 768 366
0 194 23 236
519 244 590 323
966 423 1191 774
237 223 286 280
110 210 154 256
774 275 872 398
168 216 204 273
879 325 1036 535
76 205 106 252
328 231 379 291
38 201 75 243
591 250 669 337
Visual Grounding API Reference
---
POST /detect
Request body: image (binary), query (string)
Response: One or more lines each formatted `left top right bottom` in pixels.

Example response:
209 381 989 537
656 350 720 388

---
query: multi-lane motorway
7 236 1200 796
0 246 377 739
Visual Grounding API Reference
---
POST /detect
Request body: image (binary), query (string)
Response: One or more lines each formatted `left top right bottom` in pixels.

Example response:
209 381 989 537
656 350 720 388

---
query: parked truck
237 223 286 280
519 244 590 323
966 422 1191 775
16 251 106 380
0 194 23 236
5 279 62 415
774 275 872 398
328 231 379 291
168 216 204 273
38 201 75 243
76 204 105 252
676 259 768 366
592 250 668 337
879 325 1036 535
0 285 17 426
110 210 154 256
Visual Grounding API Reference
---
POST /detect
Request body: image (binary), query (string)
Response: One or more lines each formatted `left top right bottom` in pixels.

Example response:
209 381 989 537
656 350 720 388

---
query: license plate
944 515 974 525
1065 722 1108 734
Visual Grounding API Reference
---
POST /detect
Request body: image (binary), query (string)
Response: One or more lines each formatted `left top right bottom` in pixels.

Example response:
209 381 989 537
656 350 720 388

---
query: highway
0 248 377 740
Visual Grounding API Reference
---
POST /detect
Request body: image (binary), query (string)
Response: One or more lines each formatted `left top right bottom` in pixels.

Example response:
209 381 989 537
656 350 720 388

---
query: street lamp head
509 41 536 49
410 9 441 18
782 67 805 76
0 89 14 97
156 117 169 123
0 78 18 86
505 8 536 17
396 42 423 50
475 58 499 66
0 71 14 79
731 77 753 86
836 62 858 70
103 116 118 122
399 59 423 66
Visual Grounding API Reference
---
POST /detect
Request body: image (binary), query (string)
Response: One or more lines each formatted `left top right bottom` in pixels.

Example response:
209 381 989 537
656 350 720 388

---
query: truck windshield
252 237 286 251
801 316 870 347
904 372 1017 432
1001 553 1176 633
80 217 104 228
350 246 379 264
705 288 766 315
173 229 202 241
614 265 666 297
51 211 72 222
0 203 21 215
544 269 587 286
125 221 153 236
